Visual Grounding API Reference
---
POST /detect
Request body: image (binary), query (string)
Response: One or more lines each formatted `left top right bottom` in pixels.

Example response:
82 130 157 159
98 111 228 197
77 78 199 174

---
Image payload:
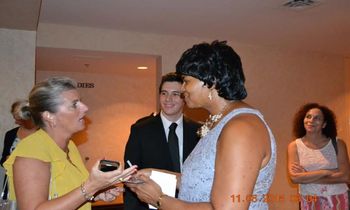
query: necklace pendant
197 101 233 138
198 113 223 138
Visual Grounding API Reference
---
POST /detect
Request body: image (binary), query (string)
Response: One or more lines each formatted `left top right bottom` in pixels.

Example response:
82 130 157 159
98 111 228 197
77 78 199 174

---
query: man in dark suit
123 72 201 210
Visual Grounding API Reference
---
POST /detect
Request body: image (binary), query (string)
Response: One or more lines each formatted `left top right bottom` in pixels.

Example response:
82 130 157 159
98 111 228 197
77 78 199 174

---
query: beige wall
0 22 347 209
346 57 350 146
0 28 35 187
0 28 36 154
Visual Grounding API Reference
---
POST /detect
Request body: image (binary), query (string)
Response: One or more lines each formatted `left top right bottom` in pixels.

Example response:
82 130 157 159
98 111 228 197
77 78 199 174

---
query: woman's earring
208 92 212 101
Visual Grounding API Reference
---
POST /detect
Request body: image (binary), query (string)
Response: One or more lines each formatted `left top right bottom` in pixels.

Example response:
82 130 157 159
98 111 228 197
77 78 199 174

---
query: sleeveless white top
296 138 348 196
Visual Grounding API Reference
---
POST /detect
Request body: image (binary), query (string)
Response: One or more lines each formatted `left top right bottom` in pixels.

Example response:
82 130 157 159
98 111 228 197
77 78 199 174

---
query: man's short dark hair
158 72 183 93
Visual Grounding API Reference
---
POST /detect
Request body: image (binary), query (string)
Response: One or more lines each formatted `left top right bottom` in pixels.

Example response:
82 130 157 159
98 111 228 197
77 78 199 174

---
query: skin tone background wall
1 23 350 209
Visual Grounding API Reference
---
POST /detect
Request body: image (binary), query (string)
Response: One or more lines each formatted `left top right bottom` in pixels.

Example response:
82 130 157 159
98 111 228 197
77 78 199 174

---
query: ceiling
1 0 350 75
0 0 41 30
37 0 350 57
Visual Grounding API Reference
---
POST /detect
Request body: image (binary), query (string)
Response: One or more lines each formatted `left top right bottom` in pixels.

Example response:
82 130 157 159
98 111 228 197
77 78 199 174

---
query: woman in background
1 100 37 166
4 77 137 210
288 103 350 210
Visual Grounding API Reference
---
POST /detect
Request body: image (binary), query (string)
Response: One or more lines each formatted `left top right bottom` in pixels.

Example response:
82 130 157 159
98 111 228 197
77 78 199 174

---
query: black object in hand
99 160 120 172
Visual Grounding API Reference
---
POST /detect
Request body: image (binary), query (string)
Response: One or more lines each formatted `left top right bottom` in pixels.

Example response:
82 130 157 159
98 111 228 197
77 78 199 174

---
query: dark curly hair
293 103 337 139
176 40 247 100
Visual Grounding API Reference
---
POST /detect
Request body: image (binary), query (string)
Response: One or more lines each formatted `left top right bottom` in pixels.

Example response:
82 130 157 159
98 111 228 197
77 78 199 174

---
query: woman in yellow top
4 77 137 210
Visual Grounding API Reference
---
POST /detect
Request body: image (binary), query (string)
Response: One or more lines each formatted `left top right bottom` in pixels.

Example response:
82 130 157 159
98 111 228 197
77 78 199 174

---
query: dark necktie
168 122 180 172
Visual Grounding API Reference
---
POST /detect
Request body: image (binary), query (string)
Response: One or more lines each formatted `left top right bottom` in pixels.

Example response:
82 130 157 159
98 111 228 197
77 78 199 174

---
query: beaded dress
178 108 277 210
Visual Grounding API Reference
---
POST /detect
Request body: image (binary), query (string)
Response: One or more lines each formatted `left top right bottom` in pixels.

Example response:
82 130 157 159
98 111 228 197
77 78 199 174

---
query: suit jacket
123 114 201 210
1 127 19 166
1 127 19 199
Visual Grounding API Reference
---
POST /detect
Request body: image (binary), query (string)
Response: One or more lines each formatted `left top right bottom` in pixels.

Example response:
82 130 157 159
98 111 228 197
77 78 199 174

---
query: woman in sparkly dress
127 40 277 210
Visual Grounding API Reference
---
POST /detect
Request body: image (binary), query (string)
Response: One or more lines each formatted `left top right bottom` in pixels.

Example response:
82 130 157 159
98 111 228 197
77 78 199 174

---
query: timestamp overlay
231 194 317 203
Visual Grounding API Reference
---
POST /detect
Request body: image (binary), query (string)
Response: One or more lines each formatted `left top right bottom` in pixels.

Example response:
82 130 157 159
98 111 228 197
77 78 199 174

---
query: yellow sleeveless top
4 129 91 210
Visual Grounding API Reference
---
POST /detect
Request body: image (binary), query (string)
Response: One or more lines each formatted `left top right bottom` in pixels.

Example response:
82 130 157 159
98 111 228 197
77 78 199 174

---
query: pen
127 160 133 168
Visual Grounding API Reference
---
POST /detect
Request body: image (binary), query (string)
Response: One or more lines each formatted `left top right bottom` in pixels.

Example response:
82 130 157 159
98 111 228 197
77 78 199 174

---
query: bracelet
80 182 95 201
155 193 166 209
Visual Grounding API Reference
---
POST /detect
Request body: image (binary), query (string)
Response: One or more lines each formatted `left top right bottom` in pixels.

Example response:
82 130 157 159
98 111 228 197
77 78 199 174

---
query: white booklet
148 170 177 209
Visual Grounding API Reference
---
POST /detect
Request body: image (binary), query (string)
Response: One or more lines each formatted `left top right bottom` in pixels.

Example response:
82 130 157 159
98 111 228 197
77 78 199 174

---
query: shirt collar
160 111 183 129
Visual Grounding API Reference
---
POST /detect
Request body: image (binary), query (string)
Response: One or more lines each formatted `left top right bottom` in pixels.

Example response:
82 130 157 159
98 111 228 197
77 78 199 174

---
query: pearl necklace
197 102 232 138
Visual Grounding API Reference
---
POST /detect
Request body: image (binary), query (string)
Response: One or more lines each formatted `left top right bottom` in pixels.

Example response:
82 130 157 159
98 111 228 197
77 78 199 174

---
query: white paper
148 170 177 209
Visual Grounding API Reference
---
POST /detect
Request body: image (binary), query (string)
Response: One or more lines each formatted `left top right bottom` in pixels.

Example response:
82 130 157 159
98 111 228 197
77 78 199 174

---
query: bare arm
314 139 350 184
210 114 271 210
13 157 137 210
287 142 332 184
129 114 271 210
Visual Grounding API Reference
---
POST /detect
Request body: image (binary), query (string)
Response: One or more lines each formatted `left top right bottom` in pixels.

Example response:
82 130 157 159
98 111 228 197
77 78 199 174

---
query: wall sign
77 82 95 88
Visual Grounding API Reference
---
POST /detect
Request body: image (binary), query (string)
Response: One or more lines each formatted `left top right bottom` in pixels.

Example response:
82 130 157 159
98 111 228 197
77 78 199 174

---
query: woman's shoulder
17 129 48 146
335 138 348 150
220 106 274 154
336 138 346 145
224 107 264 129
221 110 267 145
290 138 302 143
11 129 54 159
288 140 298 149
288 138 303 148
224 102 262 119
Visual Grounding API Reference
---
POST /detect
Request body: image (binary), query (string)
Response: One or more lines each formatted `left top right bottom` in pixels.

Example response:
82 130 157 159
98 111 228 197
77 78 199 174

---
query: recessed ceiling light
137 66 148 70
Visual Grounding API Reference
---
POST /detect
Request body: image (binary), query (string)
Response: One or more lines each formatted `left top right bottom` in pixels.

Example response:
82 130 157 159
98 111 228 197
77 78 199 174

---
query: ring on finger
118 177 124 182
